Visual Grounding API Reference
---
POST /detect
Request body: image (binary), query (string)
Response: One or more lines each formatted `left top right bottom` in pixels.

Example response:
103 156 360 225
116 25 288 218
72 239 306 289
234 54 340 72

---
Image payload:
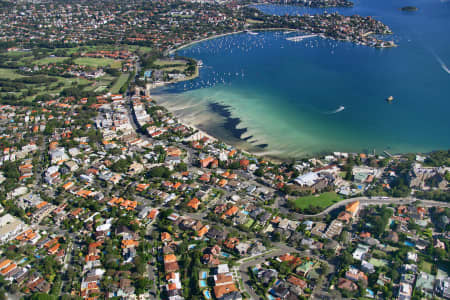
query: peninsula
0 0 395 54
262 0 354 8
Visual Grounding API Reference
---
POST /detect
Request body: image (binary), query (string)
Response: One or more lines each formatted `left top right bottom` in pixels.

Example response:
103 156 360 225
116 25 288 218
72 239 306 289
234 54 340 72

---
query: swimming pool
221 252 230 258
200 271 207 279
203 290 211 299
199 280 207 288
404 241 415 247
18 257 28 263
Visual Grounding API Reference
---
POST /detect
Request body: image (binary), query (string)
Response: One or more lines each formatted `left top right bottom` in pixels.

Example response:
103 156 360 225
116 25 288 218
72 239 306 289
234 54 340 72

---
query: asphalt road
291 196 450 218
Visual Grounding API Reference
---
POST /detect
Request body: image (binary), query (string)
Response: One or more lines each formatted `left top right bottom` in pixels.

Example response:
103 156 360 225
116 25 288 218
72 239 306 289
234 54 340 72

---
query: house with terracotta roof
224 237 239 249
200 157 215 168
136 183 150 192
287 275 308 290
76 190 93 199
147 209 159 221
214 274 234 286
15 229 40 244
239 159 249 169
337 211 352 223
161 232 172 242
345 200 360 217
187 198 200 210
164 254 179 273
214 283 238 299
121 240 139 249
228 150 236 158
164 254 177 264
279 253 296 263
164 261 180 273
109 173 122 184
62 181 75 191
0 259 12 270
197 225 209 237
199 173 211 182
360 232 371 238
338 277 358 292
346 267 368 283
166 147 182 157
218 179 228 187
0 263 16 276
48 243 61 255
221 206 239 219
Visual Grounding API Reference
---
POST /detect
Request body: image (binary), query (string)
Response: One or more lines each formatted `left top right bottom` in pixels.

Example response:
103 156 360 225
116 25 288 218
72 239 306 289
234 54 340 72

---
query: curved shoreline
169 31 244 55
157 29 398 160
168 28 299 55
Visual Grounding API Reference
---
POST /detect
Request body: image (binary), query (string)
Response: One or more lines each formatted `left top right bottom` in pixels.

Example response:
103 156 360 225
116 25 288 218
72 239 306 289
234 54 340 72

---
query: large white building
0 214 27 244
294 172 319 187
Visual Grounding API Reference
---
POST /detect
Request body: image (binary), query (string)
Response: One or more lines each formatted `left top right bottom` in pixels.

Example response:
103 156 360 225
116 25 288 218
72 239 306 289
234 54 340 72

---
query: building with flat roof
0 214 27 244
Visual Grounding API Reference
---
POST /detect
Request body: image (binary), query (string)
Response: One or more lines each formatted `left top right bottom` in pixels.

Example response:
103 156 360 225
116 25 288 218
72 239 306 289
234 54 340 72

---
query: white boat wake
326 105 345 114
433 52 450 74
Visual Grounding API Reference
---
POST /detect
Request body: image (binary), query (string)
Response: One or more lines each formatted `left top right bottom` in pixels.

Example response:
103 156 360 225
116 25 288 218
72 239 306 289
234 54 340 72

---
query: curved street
290 196 450 218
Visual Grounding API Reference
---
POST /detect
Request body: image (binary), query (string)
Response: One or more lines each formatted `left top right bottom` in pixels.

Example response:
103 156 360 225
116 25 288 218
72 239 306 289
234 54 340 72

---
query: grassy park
110 73 130 94
154 59 187 67
74 57 122 69
419 261 433 273
0 45 155 103
34 56 68 65
290 192 343 210
0 68 24 79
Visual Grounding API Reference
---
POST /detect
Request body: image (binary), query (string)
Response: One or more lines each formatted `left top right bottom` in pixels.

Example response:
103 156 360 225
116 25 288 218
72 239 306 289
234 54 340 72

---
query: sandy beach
151 91 287 162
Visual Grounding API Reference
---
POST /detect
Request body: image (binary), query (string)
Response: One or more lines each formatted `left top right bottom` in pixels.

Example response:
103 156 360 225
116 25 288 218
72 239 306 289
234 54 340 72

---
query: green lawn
110 73 129 94
74 57 122 69
0 68 24 79
419 261 433 273
0 68 90 100
154 59 187 66
34 56 68 65
371 249 388 258
243 219 255 229
252 224 262 232
3 51 32 58
163 66 188 72
63 45 151 55
369 258 389 268
24 76 90 101
290 192 343 209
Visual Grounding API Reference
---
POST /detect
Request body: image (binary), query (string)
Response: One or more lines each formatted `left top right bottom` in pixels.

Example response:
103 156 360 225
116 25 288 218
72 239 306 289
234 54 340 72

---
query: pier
286 34 318 42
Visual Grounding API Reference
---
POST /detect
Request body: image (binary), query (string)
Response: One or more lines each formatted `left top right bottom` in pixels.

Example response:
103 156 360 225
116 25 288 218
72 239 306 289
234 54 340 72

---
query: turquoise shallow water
154 0 450 158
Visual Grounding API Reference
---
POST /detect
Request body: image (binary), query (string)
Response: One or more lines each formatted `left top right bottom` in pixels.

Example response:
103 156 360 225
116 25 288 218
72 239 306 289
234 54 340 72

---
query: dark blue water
156 0 450 157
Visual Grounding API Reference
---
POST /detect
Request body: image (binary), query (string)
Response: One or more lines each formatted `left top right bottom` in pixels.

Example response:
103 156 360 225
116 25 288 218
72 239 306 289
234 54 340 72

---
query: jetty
286 34 318 42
